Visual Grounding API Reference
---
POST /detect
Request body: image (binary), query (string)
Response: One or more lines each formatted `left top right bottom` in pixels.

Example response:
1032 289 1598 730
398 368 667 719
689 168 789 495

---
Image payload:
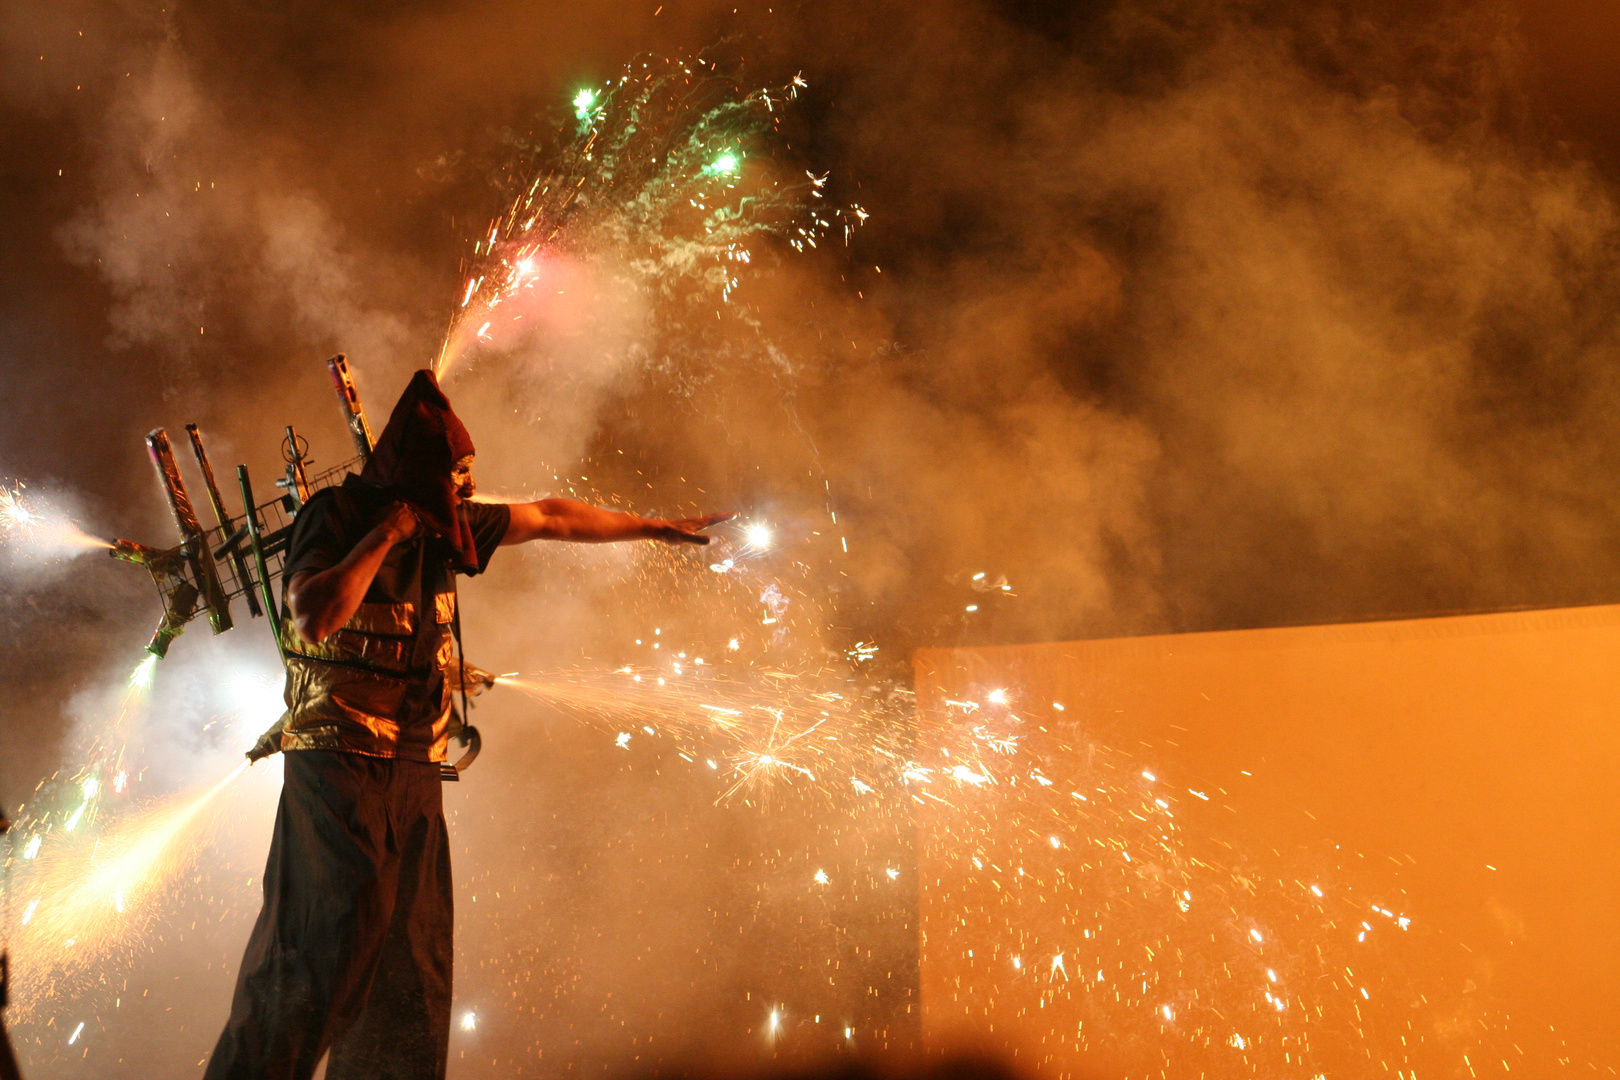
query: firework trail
9 655 162 873
435 56 863 379
908 685 1596 1077
0 480 111 557
496 666 910 808
476 531 1594 1075
6 756 255 1023
401 68 1582 1067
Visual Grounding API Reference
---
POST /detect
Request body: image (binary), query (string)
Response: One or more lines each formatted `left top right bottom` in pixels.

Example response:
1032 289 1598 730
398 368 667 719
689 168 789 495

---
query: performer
205 370 726 1080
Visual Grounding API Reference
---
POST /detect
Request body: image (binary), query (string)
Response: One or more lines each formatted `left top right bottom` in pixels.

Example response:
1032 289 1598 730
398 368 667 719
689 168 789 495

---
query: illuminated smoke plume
0 480 110 566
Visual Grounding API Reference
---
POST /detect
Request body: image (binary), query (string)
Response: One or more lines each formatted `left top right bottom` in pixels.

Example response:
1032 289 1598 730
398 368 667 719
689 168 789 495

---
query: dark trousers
204 750 453 1080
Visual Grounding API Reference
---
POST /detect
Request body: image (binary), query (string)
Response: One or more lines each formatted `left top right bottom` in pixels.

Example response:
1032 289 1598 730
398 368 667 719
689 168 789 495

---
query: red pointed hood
360 369 479 572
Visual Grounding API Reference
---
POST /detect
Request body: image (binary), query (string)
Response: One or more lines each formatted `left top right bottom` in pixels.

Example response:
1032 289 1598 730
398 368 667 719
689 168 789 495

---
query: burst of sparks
0 482 36 533
128 655 158 690
434 58 865 377
0 480 110 555
14 763 248 948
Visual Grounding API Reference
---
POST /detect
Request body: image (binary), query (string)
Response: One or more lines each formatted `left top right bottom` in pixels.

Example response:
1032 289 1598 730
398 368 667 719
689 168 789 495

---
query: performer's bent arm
289 500 728 643
501 498 729 547
287 503 420 644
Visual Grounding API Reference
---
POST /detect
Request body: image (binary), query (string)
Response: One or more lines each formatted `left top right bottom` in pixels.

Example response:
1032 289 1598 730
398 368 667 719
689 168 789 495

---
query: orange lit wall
914 605 1620 1078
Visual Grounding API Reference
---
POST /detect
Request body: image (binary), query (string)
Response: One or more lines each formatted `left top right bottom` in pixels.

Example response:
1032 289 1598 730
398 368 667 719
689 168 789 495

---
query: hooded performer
206 370 728 1080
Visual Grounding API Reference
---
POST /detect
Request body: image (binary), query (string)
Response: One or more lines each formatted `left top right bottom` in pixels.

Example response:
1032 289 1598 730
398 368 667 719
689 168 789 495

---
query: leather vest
278 590 459 762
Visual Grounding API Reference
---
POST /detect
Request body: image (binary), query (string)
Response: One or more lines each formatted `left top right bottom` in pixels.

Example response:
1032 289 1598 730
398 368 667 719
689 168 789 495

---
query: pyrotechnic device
104 354 497 780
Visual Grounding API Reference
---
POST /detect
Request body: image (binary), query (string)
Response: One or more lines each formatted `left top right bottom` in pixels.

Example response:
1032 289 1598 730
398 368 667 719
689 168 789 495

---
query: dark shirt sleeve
282 490 354 583
460 500 511 577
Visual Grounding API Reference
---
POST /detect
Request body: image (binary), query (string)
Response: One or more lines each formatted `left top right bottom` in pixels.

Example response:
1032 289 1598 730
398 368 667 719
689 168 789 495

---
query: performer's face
450 455 476 503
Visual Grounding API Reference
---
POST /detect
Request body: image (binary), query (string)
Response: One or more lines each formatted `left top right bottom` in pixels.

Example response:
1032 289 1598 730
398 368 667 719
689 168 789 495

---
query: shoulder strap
452 575 470 730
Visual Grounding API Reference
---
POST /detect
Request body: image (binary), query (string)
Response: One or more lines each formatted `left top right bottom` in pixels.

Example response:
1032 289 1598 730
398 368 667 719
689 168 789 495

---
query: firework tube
146 428 233 636
186 424 262 618
327 353 375 462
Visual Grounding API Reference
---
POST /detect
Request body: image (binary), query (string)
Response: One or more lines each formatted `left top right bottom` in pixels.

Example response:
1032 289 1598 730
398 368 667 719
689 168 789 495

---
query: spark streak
8 759 251 1018
434 57 863 378
0 480 110 556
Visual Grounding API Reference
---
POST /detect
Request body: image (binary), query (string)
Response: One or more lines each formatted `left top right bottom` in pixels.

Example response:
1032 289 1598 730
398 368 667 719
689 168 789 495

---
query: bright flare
0 481 110 555
128 655 158 690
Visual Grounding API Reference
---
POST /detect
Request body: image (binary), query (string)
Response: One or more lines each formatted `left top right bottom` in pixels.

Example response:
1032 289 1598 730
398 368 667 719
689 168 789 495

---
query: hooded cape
360 368 479 572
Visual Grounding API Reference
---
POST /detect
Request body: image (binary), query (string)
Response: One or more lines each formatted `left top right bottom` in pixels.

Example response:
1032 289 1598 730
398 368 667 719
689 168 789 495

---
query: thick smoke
733 0 1620 637
7 0 1620 1074
53 37 419 388
24 0 1620 651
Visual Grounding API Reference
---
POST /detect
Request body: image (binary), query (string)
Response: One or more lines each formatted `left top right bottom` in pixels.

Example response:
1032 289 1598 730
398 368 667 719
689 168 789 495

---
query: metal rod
148 429 232 635
187 425 260 618
183 425 230 532
237 465 283 658
279 425 311 508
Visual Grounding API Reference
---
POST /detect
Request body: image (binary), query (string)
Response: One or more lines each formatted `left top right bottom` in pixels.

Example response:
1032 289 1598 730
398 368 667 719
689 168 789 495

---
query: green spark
129 654 157 690
709 151 741 176
573 89 596 120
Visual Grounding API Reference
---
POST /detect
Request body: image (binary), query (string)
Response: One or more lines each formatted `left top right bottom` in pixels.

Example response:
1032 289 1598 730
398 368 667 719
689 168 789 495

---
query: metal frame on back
111 355 373 658
109 355 483 780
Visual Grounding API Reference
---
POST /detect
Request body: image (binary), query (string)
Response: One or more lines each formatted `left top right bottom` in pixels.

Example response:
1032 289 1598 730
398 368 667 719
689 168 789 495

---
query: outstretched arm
500 498 730 546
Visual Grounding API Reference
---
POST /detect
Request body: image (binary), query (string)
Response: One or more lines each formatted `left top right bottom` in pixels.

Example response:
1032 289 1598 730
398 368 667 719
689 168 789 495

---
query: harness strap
442 577 481 780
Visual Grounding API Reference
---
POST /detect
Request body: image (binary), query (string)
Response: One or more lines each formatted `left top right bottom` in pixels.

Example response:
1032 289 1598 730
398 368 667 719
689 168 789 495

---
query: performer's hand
378 501 423 544
647 512 734 545
246 713 287 762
